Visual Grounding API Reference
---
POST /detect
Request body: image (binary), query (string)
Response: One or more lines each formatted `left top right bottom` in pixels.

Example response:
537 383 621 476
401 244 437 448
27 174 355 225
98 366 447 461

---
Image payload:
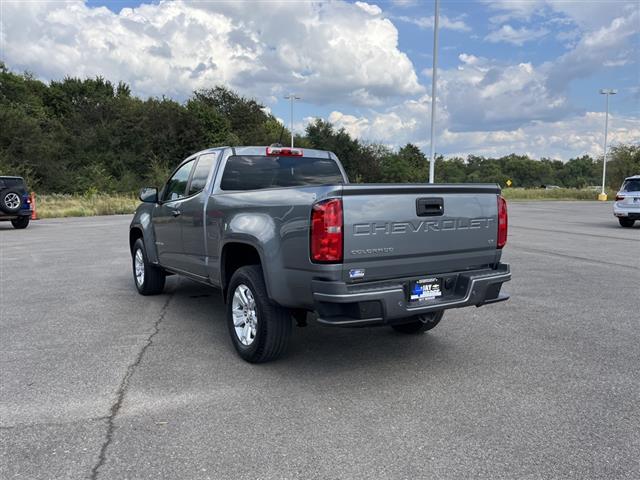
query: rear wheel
226 265 291 363
618 218 635 228
132 238 166 295
391 311 444 334
11 216 30 229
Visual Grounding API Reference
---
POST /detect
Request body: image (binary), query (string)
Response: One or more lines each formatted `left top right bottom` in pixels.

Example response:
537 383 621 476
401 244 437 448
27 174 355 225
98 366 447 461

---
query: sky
1 0 639 160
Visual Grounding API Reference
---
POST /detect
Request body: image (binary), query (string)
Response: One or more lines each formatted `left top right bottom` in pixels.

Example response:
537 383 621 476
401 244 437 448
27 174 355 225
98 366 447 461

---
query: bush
37 193 139 218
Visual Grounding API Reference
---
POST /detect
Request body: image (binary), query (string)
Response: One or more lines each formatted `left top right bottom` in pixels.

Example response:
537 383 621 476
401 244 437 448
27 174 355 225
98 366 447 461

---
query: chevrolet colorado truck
130 146 511 362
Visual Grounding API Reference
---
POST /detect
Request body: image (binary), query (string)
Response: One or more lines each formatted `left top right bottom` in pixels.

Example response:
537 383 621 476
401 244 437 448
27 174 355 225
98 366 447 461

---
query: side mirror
139 187 158 203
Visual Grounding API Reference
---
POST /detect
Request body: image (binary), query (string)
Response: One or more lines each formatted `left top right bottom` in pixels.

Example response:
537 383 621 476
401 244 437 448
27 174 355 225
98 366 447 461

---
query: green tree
607 145 640 189
435 156 466 183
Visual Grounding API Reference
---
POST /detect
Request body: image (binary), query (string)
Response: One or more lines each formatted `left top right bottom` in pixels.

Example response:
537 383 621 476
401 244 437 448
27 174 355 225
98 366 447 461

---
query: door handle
171 209 182 217
416 197 444 216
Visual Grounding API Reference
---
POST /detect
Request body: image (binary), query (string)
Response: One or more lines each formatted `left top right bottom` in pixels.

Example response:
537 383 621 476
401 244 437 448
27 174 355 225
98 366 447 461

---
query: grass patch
36 193 139 219
502 188 616 201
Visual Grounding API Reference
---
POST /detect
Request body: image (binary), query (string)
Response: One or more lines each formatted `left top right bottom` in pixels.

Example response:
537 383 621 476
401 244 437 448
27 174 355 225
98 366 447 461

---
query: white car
613 175 640 228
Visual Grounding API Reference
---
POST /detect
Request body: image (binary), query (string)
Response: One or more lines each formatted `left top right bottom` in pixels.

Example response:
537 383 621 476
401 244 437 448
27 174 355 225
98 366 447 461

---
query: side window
162 160 195 202
3 178 23 189
188 153 217 196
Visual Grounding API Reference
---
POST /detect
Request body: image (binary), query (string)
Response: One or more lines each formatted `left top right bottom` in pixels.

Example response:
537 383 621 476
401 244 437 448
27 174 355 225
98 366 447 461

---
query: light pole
598 88 617 201
284 93 301 148
428 0 440 184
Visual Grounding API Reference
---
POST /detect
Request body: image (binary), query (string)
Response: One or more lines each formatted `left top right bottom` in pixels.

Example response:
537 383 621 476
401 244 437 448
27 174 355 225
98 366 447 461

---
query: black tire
0 188 23 214
226 265 292 363
391 311 444 334
11 216 30 229
132 238 166 295
618 218 635 228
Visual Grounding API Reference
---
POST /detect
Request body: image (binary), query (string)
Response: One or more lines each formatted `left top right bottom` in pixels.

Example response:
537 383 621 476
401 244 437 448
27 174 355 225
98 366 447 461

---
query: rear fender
221 213 277 301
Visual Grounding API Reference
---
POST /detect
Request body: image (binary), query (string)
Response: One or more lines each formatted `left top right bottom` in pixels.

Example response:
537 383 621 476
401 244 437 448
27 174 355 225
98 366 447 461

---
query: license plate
408 278 442 302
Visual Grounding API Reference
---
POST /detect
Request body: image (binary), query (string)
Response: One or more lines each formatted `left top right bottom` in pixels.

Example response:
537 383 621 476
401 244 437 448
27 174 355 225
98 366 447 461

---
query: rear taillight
615 195 625 201
310 198 343 263
497 195 508 249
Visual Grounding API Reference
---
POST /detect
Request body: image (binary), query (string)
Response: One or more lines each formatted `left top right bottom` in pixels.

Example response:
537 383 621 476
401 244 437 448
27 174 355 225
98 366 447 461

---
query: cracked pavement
1 202 639 479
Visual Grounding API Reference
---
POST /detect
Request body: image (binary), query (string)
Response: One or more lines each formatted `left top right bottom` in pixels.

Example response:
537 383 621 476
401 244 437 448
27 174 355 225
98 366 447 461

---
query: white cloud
389 0 419 7
326 93 437 148
545 0 638 30
545 9 640 90
354 2 382 16
439 54 569 131
320 41 639 159
483 0 639 30
555 27 580 47
396 15 471 32
479 5 638 121
485 24 548 46
1 0 422 105
324 106 640 160
482 0 546 24
439 112 640 159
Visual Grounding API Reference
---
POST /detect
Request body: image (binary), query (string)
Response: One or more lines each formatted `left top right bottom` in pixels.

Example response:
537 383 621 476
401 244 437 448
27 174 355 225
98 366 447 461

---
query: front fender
130 204 159 264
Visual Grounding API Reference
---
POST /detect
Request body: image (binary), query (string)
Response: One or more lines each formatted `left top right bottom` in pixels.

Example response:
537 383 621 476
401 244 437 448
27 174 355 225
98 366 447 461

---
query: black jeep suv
0 176 32 229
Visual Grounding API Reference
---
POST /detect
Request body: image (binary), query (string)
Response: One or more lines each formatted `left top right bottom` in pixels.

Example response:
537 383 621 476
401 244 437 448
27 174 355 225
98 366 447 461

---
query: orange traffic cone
30 192 38 220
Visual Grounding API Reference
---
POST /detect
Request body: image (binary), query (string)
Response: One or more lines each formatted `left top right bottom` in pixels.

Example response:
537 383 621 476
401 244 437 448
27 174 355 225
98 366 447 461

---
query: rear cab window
220 155 344 191
621 179 640 192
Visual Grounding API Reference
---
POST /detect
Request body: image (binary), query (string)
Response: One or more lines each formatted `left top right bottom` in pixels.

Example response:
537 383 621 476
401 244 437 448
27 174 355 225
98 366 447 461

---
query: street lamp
284 93 301 148
428 0 440 184
598 88 617 201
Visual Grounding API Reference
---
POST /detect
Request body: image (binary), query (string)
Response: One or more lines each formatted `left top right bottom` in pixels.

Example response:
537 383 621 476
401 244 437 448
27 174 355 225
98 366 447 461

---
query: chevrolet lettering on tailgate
353 217 495 235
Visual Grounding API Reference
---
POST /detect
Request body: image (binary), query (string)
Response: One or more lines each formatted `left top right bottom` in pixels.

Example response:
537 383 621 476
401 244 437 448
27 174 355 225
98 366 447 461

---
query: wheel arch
129 224 160 264
129 227 143 253
221 241 272 302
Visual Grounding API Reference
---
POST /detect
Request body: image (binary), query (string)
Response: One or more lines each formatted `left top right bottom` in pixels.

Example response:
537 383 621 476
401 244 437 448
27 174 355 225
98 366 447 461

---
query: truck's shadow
164 276 466 374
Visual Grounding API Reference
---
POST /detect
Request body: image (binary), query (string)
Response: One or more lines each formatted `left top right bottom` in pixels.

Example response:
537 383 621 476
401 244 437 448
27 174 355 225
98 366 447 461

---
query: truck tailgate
341 184 501 281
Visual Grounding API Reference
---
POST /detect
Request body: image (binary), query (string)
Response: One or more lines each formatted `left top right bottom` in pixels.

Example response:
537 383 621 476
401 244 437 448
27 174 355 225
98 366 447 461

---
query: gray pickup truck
130 146 510 362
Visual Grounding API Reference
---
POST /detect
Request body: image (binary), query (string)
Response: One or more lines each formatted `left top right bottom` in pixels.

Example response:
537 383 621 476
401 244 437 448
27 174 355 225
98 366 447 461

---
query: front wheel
132 238 166 295
391 311 444 334
11 216 30 229
618 218 635 228
226 265 291 363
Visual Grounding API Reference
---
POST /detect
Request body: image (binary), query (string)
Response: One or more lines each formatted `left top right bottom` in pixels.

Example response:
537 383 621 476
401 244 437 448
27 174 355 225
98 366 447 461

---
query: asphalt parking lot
1 201 639 479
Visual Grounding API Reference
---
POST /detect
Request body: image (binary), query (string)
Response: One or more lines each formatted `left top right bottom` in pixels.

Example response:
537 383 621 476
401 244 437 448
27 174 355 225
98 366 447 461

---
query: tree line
1 64 638 193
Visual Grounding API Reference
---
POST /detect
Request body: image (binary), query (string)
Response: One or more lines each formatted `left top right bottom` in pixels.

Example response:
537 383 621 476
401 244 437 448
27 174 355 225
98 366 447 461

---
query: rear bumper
613 210 640 219
312 263 511 326
0 209 31 220
613 202 640 218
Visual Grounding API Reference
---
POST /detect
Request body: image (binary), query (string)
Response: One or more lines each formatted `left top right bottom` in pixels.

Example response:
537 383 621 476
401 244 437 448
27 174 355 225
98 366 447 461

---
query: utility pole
598 88 617 201
428 0 440 184
284 93 301 148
